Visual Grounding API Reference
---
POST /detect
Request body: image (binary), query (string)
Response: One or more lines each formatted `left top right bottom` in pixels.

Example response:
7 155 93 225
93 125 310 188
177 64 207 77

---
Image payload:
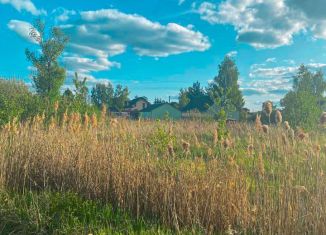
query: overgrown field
1 114 326 234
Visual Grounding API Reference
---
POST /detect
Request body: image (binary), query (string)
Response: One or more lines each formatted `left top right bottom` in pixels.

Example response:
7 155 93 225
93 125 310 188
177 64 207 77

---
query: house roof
141 103 180 113
127 97 150 107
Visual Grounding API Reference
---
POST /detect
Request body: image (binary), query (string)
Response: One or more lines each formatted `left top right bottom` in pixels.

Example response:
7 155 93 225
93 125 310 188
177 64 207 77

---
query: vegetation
208 56 244 111
25 19 68 101
1 18 326 235
1 112 326 234
281 65 326 129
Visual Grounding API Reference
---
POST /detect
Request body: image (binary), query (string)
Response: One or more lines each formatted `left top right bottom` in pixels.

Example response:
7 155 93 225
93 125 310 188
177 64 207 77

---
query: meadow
1 111 326 234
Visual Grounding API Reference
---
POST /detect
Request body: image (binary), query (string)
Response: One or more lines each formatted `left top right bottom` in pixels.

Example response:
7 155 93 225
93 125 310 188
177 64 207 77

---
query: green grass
0 190 196 235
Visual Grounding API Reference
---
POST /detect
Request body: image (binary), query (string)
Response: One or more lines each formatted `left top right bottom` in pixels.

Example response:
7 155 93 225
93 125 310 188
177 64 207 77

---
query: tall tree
113 85 129 112
208 56 244 111
179 82 212 112
91 83 114 109
178 88 190 109
281 65 326 129
26 19 69 100
73 72 88 103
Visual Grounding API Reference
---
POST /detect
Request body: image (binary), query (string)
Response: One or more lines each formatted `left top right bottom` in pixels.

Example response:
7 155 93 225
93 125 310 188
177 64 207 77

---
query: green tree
91 83 114 109
0 79 39 125
179 82 212 112
178 88 190 109
208 56 244 111
25 19 69 101
281 65 326 129
73 72 88 103
113 85 129 112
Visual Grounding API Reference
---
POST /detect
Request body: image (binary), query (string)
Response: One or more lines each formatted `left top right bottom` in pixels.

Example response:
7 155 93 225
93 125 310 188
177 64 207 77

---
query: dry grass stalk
275 110 282 125
262 125 269 134
255 114 262 131
0 119 326 234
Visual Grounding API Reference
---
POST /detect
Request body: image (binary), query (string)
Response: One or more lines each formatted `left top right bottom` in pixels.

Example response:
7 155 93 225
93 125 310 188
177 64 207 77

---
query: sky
1 0 326 111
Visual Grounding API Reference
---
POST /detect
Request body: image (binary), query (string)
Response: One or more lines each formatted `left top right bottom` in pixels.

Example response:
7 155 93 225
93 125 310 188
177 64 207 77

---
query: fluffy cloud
0 0 45 15
7 20 38 44
67 9 210 57
8 8 210 84
226 50 237 57
196 0 326 48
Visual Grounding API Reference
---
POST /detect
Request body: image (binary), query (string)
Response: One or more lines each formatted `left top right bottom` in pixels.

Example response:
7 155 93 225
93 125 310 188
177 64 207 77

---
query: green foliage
73 72 88 103
0 190 181 235
25 19 68 101
0 80 38 125
113 84 129 112
149 125 176 154
281 65 326 130
281 91 321 130
91 83 129 112
178 88 190 109
91 83 114 109
216 109 228 139
179 82 213 112
208 56 244 112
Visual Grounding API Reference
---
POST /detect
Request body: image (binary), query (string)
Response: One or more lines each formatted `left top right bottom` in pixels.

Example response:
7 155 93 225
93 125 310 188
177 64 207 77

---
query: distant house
140 103 182 120
125 97 150 112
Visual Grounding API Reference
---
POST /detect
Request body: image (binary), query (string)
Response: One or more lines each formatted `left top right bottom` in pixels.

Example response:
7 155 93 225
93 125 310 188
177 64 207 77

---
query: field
1 113 326 234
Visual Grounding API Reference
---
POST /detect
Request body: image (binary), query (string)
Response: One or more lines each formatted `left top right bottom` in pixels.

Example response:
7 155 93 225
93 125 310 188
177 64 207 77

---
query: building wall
131 100 149 111
141 104 181 120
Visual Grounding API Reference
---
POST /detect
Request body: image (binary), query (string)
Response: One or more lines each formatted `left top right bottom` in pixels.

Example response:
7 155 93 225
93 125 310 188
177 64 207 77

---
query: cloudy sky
1 0 326 110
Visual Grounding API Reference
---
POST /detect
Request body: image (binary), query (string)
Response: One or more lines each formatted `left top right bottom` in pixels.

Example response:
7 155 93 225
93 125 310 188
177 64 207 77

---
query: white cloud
178 0 186 5
52 8 76 22
8 8 210 83
0 0 46 15
72 9 210 57
242 60 326 110
7 20 39 44
195 0 326 48
226 50 237 57
266 58 277 63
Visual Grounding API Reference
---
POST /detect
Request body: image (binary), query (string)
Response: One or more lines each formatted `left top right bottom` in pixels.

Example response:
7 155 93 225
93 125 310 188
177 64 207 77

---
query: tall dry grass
1 114 326 234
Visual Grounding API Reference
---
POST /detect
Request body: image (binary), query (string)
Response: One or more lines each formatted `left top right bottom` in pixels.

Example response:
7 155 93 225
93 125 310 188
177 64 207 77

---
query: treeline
1 19 326 130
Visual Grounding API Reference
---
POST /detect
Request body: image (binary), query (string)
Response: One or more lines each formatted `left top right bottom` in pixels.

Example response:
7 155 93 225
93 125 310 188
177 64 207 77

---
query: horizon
1 0 326 111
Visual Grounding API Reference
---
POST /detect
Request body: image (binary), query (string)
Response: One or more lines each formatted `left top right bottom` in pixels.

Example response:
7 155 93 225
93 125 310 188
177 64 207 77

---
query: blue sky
1 0 326 110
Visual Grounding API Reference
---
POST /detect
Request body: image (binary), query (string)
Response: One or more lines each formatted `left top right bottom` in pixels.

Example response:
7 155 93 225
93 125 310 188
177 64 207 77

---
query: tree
179 82 212 112
0 79 38 125
281 65 326 129
91 83 114 109
154 98 167 104
208 56 244 111
178 88 190 109
113 85 129 112
73 72 88 103
25 19 69 101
